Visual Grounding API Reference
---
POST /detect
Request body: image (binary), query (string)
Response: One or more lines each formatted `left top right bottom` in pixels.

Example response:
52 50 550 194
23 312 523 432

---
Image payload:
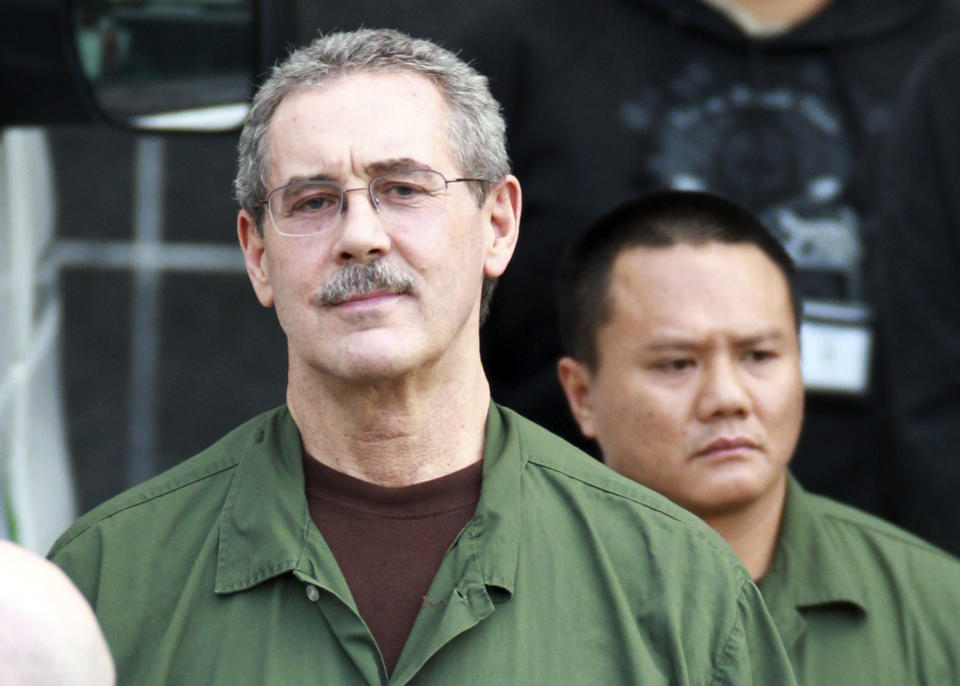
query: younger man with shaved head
557 190 960 684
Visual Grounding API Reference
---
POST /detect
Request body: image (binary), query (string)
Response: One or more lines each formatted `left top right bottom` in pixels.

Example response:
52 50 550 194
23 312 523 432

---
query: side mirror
70 0 254 132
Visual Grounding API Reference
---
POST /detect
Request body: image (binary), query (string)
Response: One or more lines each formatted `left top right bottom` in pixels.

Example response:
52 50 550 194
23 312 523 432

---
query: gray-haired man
49 29 796 685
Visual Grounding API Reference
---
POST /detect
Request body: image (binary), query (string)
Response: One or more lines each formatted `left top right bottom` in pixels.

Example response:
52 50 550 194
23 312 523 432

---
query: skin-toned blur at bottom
559 241 804 577
0 541 115 686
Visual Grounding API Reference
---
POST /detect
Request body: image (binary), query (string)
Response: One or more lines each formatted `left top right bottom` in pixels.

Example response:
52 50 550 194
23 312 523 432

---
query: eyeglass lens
267 169 452 236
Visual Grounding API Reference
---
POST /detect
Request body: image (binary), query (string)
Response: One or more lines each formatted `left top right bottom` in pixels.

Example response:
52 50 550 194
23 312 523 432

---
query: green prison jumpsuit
50 404 797 685
760 475 960 684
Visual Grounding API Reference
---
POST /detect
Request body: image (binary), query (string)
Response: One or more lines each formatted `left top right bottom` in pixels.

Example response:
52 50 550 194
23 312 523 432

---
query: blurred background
1 0 498 551
3 0 959 556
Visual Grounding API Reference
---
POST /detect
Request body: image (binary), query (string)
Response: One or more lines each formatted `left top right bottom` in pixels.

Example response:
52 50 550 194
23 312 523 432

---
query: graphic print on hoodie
457 0 960 522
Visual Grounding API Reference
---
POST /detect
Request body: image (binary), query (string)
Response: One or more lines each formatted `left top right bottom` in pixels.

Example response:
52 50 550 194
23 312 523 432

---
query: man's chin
327 355 417 384
686 492 760 521
683 470 784 520
319 341 433 384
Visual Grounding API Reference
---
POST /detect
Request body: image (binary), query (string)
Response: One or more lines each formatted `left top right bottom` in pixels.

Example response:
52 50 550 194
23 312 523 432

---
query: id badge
800 300 872 396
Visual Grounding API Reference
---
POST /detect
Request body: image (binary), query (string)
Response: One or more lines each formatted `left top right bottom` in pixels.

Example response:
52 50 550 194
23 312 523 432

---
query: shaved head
0 541 115 686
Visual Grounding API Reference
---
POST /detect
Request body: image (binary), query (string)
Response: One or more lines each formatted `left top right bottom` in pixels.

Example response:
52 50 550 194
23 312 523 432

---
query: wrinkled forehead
264 71 456 186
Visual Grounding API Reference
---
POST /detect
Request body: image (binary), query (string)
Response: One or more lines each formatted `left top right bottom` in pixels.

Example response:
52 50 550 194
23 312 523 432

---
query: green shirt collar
759 473 867 648
213 403 521 600
214 406 312 594
461 402 522 597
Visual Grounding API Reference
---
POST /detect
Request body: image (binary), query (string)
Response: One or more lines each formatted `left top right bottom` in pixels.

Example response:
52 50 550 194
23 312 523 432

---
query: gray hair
233 28 510 322
234 28 509 224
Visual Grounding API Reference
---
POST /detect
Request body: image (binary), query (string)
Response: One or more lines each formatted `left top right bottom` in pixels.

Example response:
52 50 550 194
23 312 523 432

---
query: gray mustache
318 261 416 305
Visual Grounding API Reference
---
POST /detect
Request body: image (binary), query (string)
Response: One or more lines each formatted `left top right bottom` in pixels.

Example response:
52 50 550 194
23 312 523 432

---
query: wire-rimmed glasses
258 169 490 237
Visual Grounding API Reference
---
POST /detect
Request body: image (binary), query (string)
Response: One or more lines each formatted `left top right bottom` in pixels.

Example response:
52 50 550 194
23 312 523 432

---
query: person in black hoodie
456 0 960 537
876 33 960 556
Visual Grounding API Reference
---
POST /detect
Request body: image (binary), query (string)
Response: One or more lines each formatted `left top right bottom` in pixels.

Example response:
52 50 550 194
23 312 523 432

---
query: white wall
0 128 76 554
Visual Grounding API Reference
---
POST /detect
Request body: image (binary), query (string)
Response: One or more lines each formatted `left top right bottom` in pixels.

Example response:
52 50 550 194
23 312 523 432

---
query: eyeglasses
258 169 490 237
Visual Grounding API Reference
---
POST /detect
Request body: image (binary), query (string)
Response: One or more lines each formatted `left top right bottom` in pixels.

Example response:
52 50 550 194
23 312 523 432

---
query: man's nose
696 356 751 421
330 189 391 264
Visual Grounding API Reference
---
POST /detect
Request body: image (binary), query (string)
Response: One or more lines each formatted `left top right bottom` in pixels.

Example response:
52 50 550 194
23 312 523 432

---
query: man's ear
237 210 275 307
557 356 598 440
482 174 521 279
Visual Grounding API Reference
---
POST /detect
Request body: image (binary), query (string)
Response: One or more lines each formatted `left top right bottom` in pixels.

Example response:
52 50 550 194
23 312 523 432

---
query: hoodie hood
634 0 939 47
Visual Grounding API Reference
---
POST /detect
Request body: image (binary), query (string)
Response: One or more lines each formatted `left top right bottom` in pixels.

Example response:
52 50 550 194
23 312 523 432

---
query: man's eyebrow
644 330 787 352
644 338 701 353
736 331 787 347
364 158 433 176
276 159 432 188
279 173 338 187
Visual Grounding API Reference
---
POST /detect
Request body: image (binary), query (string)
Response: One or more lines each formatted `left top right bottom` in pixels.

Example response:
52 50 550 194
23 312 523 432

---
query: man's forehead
603 242 795 336
268 70 449 136
610 242 786 295
264 72 453 185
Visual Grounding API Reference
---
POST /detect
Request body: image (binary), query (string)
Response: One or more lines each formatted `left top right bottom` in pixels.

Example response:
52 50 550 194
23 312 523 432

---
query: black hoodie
458 0 960 526
877 32 960 555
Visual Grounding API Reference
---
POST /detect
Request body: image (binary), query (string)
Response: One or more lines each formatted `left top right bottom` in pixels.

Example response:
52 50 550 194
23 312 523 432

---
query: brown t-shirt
302 451 482 675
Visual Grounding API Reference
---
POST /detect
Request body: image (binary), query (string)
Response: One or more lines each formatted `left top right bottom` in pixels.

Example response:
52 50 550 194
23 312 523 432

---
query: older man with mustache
49 29 797 686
